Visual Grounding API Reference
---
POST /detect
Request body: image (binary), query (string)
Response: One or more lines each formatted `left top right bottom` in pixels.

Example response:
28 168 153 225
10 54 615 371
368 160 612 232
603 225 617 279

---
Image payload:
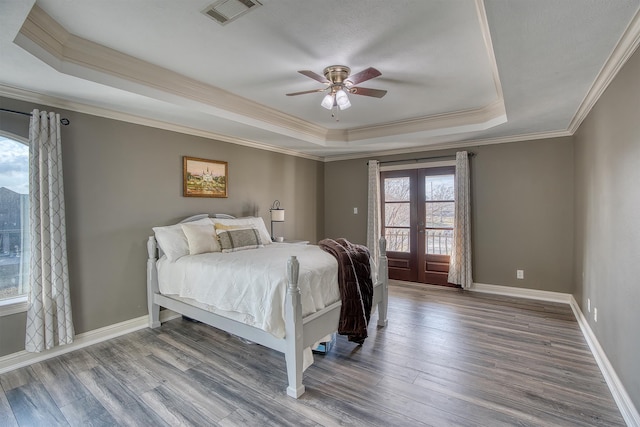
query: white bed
146 214 389 398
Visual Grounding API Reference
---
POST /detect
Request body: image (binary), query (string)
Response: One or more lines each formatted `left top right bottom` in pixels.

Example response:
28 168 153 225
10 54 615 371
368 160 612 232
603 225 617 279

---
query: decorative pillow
217 227 264 253
214 223 246 232
152 217 212 262
211 216 272 244
181 223 221 255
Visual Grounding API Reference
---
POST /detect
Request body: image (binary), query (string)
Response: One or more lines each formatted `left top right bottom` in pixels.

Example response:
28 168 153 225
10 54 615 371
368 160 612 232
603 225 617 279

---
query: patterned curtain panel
25 110 74 352
367 160 381 273
448 151 473 288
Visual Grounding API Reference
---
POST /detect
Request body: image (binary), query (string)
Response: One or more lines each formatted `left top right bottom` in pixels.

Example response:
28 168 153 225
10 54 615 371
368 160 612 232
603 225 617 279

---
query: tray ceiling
1 0 639 160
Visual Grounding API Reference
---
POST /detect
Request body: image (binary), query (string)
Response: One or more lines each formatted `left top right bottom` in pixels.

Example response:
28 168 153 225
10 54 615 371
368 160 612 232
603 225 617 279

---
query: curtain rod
369 152 474 165
0 108 70 125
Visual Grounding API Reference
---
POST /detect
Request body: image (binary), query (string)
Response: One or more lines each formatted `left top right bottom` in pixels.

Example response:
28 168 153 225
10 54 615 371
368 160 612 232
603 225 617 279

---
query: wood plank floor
0 282 625 426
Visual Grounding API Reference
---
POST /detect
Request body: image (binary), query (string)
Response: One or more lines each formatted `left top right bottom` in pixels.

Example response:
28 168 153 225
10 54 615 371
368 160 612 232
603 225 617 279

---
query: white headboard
180 213 235 223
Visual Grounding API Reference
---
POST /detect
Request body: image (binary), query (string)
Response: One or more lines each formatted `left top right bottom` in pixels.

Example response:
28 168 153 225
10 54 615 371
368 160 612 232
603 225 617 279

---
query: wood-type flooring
0 282 626 426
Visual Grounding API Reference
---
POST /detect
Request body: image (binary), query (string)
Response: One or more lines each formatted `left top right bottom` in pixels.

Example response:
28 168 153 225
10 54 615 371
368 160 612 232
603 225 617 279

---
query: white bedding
157 243 340 339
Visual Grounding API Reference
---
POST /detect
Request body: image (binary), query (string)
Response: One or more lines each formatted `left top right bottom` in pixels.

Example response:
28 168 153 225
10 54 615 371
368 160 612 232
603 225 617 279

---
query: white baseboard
469 282 572 304
0 310 180 375
568 296 640 427
470 282 639 427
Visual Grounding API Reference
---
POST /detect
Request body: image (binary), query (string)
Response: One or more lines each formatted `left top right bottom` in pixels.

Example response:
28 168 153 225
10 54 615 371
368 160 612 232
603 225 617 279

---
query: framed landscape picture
183 156 228 198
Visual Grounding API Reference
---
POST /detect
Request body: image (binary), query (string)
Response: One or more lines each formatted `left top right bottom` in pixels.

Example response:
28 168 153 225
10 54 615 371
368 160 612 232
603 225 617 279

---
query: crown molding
11 1 637 160
19 2 629 163
0 84 324 162
1 82 570 165
568 7 640 134
327 98 506 143
0 78 566 164
322 129 572 162
14 4 507 146
475 0 504 103
15 5 329 145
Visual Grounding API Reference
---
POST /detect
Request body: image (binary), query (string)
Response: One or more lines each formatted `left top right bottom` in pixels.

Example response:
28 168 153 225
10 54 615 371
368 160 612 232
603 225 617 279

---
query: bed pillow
211 216 272 245
181 223 221 255
216 227 264 253
152 217 212 261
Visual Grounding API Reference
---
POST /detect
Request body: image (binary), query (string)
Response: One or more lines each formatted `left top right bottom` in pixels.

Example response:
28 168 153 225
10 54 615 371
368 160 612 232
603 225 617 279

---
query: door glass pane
424 175 454 201
425 229 454 255
384 177 410 201
425 202 454 228
385 228 410 252
385 202 410 227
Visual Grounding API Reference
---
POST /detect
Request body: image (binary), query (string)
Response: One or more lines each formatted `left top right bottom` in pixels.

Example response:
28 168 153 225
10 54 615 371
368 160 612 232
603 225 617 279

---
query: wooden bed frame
147 214 389 398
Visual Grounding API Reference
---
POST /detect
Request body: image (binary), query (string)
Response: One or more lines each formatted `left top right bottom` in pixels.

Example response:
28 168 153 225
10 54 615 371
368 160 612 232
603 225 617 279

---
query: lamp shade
271 208 285 222
270 200 285 222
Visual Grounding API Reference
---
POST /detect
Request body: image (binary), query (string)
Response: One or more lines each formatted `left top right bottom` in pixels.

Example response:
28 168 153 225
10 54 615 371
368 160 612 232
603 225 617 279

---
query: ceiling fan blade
286 88 327 96
349 87 387 98
298 70 330 84
345 67 382 86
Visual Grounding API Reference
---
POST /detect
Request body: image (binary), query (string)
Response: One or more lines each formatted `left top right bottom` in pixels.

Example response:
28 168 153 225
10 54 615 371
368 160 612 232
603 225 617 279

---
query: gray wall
472 139 574 292
0 96 324 357
324 137 575 293
573 45 640 409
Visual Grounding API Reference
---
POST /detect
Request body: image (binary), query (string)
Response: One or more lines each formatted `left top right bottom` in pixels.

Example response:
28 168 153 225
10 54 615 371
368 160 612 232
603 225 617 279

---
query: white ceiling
1 0 639 160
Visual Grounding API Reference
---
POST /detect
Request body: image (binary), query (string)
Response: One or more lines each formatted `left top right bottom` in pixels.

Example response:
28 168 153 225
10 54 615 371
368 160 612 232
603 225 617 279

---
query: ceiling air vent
202 0 262 25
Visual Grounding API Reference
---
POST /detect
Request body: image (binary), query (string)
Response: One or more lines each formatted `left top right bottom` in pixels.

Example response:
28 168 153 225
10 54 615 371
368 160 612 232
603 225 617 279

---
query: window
383 176 411 252
0 136 29 303
424 173 454 255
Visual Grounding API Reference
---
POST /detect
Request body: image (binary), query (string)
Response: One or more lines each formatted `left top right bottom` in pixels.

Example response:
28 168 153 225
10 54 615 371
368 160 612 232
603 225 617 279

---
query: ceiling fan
286 65 387 111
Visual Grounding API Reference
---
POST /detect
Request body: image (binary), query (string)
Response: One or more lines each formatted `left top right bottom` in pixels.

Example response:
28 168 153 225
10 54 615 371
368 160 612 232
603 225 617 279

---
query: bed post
284 256 305 398
377 237 389 327
147 236 161 328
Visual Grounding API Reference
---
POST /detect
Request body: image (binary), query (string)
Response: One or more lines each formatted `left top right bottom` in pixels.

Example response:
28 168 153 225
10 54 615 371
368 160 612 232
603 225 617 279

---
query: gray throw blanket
318 238 373 344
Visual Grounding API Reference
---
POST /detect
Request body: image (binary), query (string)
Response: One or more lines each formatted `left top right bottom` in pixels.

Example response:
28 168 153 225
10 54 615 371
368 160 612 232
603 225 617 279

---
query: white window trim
0 296 28 316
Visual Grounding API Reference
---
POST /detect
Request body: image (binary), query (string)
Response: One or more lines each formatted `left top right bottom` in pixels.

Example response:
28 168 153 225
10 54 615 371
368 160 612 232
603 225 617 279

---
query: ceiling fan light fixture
288 65 385 115
335 89 351 110
321 93 334 109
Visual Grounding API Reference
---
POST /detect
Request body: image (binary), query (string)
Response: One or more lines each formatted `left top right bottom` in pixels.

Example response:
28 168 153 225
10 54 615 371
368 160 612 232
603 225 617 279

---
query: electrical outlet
587 298 591 312
516 269 524 279
353 207 358 214
594 307 598 322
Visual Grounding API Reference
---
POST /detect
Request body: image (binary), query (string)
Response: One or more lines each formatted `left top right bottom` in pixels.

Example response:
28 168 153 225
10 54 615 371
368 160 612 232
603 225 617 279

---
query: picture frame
183 156 228 198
